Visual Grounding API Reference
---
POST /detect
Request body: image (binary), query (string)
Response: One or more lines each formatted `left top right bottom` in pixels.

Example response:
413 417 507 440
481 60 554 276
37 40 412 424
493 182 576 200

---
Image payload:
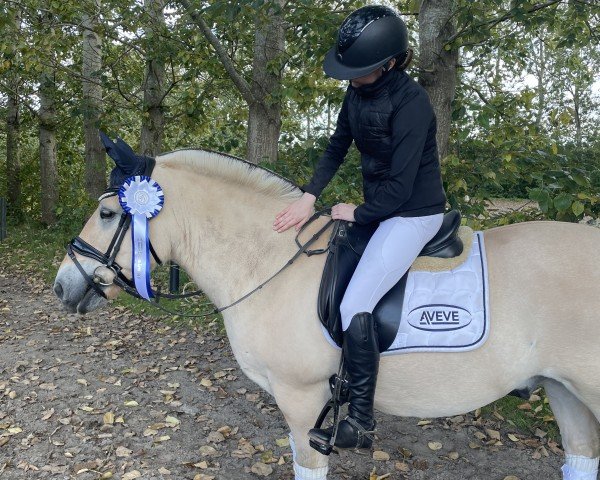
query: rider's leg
310 213 443 449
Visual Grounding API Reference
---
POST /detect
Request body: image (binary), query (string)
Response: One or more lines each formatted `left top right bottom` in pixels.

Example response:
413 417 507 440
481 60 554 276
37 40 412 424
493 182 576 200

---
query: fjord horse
55 149 600 479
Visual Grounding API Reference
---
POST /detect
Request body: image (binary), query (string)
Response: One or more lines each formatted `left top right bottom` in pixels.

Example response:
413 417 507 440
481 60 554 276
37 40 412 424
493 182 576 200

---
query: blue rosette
118 176 164 299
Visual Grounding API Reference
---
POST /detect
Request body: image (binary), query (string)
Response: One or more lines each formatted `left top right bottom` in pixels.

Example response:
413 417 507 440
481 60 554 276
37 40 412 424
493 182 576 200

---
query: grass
1 218 559 440
482 390 560 441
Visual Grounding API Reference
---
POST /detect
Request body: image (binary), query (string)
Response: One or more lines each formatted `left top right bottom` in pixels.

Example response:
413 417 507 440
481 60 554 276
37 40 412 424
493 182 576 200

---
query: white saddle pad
322 231 490 355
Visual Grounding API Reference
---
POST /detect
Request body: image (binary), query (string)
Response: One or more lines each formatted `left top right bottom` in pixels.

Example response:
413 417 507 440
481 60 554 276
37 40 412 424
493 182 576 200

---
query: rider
273 5 447 449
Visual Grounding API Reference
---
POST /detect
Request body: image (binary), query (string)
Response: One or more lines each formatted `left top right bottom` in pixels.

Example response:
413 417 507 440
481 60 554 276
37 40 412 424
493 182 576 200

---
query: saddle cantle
318 210 463 350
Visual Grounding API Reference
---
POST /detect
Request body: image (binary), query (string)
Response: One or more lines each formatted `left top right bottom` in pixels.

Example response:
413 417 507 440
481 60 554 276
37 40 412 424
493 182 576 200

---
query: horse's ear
99 131 139 174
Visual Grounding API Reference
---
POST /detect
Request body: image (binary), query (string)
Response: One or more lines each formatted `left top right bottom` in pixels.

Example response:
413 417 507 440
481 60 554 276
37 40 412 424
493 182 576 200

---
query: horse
54 147 600 480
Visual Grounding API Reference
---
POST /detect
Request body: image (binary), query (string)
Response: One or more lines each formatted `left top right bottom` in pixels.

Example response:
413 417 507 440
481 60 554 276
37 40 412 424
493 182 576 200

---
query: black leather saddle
318 210 463 351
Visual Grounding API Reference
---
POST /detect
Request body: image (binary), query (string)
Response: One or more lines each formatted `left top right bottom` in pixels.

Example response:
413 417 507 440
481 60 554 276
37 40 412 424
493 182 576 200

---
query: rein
68 166 334 317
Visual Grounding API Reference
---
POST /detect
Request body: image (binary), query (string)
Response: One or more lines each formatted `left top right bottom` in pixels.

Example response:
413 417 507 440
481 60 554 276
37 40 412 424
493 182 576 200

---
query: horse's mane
157 149 303 200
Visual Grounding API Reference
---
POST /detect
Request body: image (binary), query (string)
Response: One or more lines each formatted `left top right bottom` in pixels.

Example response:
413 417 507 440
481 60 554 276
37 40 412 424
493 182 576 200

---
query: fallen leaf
373 450 390 461
116 446 131 458
275 437 289 447
124 400 139 407
199 445 218 457
428 441 442 451
206 431 224 443
165 416 180 427
447 451 459 460
42 409 54 421
103 412 115 425
122 471 141 480
251 462 273 476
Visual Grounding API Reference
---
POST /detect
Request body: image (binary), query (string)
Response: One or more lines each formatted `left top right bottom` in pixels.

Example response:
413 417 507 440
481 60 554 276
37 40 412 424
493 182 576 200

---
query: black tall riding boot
309 312 380 449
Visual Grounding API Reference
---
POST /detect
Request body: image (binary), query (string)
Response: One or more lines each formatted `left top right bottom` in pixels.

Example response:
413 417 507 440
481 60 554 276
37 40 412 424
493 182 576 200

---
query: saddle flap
317 211 463 350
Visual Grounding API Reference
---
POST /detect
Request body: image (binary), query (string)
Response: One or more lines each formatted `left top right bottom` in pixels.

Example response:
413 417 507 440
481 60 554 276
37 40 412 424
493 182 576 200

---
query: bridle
66 159 334 318
67 210 168 302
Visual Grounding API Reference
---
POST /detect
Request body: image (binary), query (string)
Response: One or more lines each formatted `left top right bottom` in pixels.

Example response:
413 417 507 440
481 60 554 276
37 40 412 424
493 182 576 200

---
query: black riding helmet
323 5 409 80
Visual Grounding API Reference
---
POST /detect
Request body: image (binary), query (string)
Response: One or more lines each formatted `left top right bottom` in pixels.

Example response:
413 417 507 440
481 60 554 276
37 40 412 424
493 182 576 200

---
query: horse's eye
100 209 116 220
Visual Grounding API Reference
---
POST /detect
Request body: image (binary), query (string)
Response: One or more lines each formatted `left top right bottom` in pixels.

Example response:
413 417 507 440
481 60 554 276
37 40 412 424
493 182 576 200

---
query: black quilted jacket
302 69 446 225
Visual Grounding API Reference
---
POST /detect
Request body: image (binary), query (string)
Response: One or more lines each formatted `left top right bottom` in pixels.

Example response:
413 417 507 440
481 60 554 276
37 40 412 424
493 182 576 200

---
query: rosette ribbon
118 175 164 300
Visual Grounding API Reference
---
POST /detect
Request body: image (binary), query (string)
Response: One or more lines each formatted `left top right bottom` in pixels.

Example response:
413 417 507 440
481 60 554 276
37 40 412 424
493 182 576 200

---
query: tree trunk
82 0 106 199
418 0 458 161
39 71 59 225
246 0 285 164
140 0 166 157
6 8 21 221
535 34 546 129
6 89 21 220
573 83 582 147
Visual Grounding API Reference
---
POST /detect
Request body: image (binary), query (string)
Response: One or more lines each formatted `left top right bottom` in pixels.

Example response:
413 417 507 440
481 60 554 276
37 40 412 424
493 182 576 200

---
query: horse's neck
165 173 302 307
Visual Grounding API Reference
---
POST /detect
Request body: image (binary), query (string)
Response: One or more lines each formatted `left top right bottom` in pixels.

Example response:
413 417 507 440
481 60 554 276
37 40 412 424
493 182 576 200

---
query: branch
177 0 255 106
573 0 600 6
0 79 37 115
447 0 563 45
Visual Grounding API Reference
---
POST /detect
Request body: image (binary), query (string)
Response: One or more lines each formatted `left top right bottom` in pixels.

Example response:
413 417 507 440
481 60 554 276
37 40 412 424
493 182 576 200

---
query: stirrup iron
309 361 347 455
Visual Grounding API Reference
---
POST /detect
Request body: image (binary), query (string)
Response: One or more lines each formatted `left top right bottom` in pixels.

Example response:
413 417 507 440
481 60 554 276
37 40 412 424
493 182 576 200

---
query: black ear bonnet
99 131 155 191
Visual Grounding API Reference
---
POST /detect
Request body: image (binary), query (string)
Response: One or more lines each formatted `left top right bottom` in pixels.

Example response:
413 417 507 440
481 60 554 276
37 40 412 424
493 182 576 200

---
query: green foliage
0 0 598 228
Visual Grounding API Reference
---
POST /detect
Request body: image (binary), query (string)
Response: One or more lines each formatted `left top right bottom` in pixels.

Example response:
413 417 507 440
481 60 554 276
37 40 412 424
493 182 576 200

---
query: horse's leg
271 380 331 480
543 379 600 480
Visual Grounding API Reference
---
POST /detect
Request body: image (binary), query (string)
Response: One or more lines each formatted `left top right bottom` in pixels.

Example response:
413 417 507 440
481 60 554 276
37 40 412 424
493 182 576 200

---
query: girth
317 210 463 350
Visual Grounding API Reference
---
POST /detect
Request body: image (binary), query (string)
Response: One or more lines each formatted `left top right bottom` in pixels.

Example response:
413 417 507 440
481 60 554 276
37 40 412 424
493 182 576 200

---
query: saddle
318 210 463 351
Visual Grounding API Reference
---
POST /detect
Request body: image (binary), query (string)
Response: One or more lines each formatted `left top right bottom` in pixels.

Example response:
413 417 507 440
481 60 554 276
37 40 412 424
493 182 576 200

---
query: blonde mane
157 149 303 200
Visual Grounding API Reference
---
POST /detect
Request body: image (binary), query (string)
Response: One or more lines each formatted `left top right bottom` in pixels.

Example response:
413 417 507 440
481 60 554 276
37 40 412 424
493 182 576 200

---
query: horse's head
54 134 169 314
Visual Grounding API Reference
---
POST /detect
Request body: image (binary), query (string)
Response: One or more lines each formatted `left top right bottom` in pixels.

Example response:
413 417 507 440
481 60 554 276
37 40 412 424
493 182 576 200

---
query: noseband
67 210 164 301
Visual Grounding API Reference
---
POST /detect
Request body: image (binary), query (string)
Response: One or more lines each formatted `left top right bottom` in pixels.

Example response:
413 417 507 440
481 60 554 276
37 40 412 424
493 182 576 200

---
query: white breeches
340 213 444 331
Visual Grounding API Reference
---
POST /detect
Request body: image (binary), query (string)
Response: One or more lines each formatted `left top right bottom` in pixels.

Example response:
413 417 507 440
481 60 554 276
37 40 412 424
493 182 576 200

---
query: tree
82 0 106 199
179 0 287 164
38 67 59 225
418 0 458 161
4 7 23 220
140 0 167 156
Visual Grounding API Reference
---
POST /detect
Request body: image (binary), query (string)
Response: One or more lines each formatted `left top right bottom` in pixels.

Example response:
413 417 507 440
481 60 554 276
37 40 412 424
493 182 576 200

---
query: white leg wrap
293 462 328 480
562 455 599 480
289 432 328 480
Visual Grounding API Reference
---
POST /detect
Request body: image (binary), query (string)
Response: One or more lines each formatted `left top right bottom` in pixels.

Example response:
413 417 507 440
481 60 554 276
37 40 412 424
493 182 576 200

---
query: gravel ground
0 264 564 480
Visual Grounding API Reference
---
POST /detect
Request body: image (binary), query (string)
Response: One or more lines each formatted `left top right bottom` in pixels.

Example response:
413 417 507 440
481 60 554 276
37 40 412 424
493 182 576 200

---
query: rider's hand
273 193 316 233
331 203 356 222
